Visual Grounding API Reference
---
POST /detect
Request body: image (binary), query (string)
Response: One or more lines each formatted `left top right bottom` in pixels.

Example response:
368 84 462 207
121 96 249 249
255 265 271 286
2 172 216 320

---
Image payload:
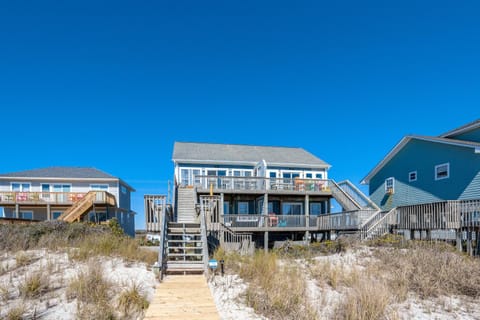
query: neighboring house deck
0 167 136 236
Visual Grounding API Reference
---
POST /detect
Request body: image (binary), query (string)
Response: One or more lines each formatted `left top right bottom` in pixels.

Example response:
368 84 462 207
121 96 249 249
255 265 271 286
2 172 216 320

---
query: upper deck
193 175 333 195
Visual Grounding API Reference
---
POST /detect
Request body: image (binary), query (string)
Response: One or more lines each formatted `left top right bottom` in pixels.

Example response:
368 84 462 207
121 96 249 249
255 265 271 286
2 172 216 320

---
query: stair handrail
361 207 397 240
329 179 362 211
58 191 97 222
158 201 171 280
337 180 380 210
199 196 210 272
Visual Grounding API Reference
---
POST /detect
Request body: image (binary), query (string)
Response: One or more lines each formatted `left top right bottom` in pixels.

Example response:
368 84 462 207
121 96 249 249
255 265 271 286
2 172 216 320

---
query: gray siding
370 139 480 210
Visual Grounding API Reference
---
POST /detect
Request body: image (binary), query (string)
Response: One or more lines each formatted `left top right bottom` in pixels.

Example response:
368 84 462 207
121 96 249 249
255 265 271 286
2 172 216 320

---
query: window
282 202 303 215
306 173 312 179
310 203 323 215
435 163 450 180
238 202 249 214
409 171 417 182
121 185 127 194
52 211 62 219
11 183 30 192
269 172 277 178
316 173 324 179
385 177 395 194
20 211 33 220
90 184 109 191
223 201 230 214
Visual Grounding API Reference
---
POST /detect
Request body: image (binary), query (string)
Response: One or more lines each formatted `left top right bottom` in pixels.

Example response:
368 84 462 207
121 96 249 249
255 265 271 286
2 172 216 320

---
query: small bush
67 264 115 319
19 272 49 298
117 282 149 317
336 277 391 320
4 305 26 320
15 251 31 267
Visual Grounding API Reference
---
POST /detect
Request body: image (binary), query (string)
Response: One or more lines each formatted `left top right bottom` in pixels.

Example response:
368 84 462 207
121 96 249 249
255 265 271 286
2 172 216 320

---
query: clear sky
1 1 478 229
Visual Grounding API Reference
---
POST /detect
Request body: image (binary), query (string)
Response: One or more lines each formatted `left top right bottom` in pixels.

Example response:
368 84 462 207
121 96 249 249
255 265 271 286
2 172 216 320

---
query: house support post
15 204 19 219
264 231 269 253
47 204 51 220
475 229 480 256
305 194 310 243
426 229 432 241
410 229 415 241
220 193 225 248
467 229 473 256
263 193 269 252
456 229 463 252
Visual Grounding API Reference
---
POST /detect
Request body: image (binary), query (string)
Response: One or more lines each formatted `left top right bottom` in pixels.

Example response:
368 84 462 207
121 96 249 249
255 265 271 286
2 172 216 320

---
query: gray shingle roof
172 142 330 168
0 167 117 179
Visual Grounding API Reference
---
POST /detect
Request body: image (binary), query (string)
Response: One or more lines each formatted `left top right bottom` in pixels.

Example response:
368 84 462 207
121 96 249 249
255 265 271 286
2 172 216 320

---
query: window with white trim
90 184 109 191
20 211 33 220
11 183 31 192
435 163 450 180
121 185 127 194
385 177 395 194
409 171 417 182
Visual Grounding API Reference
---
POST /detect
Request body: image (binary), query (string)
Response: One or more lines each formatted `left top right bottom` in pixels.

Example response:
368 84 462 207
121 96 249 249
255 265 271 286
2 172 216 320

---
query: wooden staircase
57 191 116 222
165 222 205 275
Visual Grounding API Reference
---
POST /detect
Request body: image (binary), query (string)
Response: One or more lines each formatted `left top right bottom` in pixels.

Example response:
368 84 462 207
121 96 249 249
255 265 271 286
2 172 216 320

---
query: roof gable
172 142 330 168
361 136 480 184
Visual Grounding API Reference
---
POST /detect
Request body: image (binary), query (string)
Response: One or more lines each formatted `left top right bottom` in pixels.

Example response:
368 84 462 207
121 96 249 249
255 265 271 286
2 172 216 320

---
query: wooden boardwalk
144 275 220 320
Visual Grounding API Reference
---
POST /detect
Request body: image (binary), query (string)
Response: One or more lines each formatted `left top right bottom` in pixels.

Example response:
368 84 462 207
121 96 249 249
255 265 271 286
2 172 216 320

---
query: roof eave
361 135 480 184
173 158 330 169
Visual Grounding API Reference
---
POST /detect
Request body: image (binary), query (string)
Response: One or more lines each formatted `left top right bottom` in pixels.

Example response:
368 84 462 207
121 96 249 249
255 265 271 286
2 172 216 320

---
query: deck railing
336 180 380 210
0 191 115 206
222 214 309 228
317 210 377 230
396 200 480 230
192 176 331 192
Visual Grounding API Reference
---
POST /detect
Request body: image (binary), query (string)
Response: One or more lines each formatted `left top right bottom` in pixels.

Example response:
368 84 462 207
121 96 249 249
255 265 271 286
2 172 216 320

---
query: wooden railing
336 180 380 210
317 210 377 230
0 191 116 206
360 208 396 240
193 176 331 193
222 214 309 228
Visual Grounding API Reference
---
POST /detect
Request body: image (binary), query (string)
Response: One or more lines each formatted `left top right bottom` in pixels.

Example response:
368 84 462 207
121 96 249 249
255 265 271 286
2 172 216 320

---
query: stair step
167 239 203 243
167 261 204 266
168 253 204 257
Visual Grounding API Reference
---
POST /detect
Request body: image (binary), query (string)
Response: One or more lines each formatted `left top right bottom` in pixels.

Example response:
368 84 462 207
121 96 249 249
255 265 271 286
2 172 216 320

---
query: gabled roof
172 142 330 169
361 136 480 185
0 167 135 191
440 119 480 138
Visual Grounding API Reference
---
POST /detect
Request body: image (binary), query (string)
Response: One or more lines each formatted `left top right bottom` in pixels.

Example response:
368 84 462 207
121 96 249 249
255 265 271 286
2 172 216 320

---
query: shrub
117 282 149 317
19 272 49 298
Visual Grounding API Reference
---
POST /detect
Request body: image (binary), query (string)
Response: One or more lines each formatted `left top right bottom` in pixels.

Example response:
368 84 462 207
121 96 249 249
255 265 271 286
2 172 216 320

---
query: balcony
222 214 320 231
193 176 332 194
0 191 116 206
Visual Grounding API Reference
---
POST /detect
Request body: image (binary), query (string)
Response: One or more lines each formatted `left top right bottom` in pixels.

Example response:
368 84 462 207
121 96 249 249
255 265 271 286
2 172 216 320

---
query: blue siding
369 139 480 210
449 127 480 143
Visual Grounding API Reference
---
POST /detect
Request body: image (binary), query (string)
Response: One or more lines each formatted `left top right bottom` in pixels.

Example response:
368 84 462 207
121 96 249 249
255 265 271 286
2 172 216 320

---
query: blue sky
0 1 478 229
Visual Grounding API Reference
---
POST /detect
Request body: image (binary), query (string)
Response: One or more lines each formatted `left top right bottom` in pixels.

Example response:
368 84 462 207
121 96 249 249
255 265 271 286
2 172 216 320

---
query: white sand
0 249 157 319
2 247 480 319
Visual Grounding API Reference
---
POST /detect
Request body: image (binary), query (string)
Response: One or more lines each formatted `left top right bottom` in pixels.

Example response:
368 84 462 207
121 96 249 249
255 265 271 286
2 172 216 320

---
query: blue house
361 120 480 210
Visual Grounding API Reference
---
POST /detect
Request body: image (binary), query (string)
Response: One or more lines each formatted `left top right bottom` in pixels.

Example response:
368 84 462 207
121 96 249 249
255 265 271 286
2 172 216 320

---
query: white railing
222 214 308 228
317 210 377 230
360 208 396 240
337 180 380 210
328 180 362 211
193 176 331 193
